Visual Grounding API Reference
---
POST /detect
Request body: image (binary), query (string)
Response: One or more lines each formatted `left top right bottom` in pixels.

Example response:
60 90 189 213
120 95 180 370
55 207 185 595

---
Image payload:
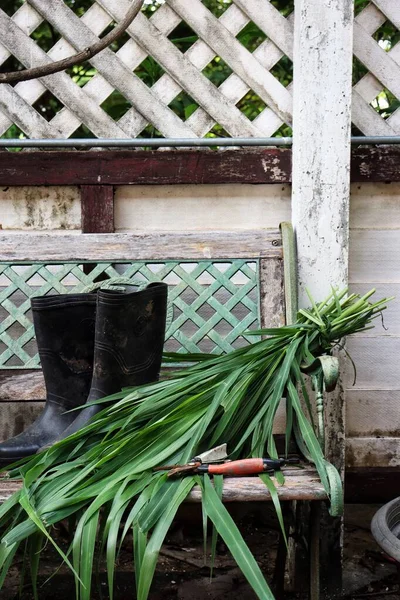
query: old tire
371 497 400 563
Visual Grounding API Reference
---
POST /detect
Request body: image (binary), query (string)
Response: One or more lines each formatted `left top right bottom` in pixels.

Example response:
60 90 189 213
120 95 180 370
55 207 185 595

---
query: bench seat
0 225 338 598
0 468 327 504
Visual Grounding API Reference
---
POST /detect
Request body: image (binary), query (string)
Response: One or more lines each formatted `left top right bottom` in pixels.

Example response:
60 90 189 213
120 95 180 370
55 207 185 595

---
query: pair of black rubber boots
0 282 168 467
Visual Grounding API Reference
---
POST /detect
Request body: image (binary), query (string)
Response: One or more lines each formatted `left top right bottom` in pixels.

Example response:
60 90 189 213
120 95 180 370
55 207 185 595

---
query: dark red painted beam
81 185 114 233
351 146 400 182
0 146 399 186
0 149 292 186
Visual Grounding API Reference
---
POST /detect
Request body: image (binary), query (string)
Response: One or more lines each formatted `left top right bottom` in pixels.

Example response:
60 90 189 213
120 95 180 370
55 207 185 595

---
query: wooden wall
0 186 80 230
347 183 400 468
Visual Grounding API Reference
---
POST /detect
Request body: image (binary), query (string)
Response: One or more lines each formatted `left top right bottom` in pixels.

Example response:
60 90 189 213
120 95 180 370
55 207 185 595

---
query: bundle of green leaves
0 288 391 600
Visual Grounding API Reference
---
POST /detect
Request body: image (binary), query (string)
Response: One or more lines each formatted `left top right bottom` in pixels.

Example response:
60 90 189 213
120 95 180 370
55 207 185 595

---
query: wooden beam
0 149 292 186
0 230 282 262
81 185 114 233
0 471 327 504
351 146 400 182
1 470 398 504
0 148 398 186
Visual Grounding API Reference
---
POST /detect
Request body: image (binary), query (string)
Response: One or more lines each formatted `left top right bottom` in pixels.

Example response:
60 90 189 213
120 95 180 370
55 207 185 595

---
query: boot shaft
31 294 97 407
90 283 168 398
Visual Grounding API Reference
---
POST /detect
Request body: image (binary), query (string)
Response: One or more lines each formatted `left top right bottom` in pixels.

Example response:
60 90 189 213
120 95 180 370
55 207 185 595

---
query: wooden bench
0 223 341 599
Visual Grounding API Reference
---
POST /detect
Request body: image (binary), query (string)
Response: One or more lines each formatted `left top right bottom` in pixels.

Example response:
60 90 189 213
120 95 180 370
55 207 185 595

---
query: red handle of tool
207 458 265 476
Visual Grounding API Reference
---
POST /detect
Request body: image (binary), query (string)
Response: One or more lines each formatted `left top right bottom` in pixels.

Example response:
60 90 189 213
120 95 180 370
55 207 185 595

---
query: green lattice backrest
0 260 261 369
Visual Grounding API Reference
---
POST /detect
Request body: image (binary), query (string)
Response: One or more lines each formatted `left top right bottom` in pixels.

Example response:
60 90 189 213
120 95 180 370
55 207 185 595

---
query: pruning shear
154 444 300 478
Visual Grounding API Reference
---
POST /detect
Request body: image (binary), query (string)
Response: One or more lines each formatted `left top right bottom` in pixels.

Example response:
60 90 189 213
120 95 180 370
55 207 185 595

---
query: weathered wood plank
0 371 45 401
259 257 286 329
234 0 293 59
0 3 43 66
0 149 399 186
2 471 395 504
351 90 397 137
114 184 291 232
354 42 400 111
103 0 294 139
352 3 400 136
345 336 400 389
180 11 293 137
0 402 43 442
292 0 353 304
349 230 400 283
0 150 292 186
49 2 180 139
373 0 400 30
346 390 400 437
351 147 400 182
346 437 400 468
187 472 327 502
0 186 81 231
350 182 400 229
0 231 282 261
0 470 327 504
3 373 399 440
81 185 114 233
0 481 22 503
0 369 46 403
0 84 64 140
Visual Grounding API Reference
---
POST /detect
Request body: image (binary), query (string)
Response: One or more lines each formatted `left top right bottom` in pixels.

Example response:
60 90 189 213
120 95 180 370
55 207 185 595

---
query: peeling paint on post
292 0 353 306
291 2 354 598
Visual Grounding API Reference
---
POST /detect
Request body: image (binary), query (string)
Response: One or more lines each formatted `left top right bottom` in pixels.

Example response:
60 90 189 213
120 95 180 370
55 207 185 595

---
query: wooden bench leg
284 501 311 595
319 504 343 599
310 502 320 600
283 500 341 600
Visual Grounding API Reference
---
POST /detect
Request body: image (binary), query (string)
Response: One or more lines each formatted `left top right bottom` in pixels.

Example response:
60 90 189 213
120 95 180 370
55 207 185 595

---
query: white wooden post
291 2 354 599
292 0 354 307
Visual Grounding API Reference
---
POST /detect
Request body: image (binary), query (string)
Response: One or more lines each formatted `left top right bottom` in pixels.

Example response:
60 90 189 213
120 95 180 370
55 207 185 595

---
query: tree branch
0 0 145 84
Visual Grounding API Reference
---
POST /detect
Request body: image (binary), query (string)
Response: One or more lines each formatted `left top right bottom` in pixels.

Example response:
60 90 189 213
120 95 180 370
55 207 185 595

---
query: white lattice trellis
0 0 294 140
0 1 399 140
354 1 400 135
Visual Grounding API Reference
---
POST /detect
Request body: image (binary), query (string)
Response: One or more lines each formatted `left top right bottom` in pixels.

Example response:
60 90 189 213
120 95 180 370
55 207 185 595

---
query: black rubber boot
51 282 168 440
0 294 97 466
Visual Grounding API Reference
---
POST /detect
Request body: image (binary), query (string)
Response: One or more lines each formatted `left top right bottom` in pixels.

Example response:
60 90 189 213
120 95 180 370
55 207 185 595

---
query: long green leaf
209 474 223 579
28 531 44 600
133 525 147 597
202 475 275 600
287 380 330 495
137 477 196 600
259 474 287 546
79 511 99 600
